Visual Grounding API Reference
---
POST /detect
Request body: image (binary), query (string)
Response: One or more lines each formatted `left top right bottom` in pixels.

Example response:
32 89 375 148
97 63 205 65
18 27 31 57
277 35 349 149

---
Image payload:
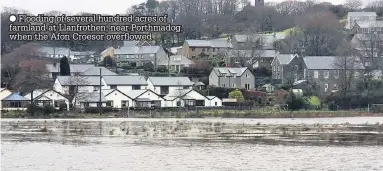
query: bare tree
1 43 44 89
14 59 52 103
344 0 363 10
66 73 91 109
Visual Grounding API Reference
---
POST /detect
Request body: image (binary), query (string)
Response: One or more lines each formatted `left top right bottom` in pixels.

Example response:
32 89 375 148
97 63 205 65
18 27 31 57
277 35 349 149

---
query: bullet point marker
9 15 16 22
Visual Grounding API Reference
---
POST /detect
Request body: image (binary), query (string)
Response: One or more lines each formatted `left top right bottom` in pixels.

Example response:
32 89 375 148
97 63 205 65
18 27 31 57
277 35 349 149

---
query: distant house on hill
157 55 194 72
114 46 167 67
209 67 255 90
346 12 377 30
182 39 232 58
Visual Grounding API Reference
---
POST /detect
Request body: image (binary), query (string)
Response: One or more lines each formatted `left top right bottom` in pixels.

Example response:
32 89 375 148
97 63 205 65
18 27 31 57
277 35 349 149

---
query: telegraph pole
99 68 102 115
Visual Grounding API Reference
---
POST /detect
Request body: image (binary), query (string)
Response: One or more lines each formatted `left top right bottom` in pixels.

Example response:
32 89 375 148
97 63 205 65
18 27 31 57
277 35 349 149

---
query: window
110 85 117 89
106 101 113 107
235 58 240 63
10 101 22 108
334 70 339 78
121 100 129 108
245 84 250 90
215 102 218 106
246 74 249 78
176 101 181 106
191 48 195 52
222 84 226 87
324 70 329 79
324 84 329 92
132 85 141 90
202 48 205 52
232 83 235 88
314 70 319 78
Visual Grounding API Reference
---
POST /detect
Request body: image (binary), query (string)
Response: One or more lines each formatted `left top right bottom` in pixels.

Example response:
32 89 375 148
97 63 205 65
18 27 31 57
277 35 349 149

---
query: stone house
352 21 383 34
182 39 232 58
114 46 167 67
271 54 305 86
226 49 278 68
346 12 377 30
303 56 365 96
209 67 255 90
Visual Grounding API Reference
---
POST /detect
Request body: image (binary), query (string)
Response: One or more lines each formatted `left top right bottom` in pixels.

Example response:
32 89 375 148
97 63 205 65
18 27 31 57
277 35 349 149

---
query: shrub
43 105 56 115
328 101 338 111
84 107 115 113
58 103 68 111
122 65 133 70
26 104 43 116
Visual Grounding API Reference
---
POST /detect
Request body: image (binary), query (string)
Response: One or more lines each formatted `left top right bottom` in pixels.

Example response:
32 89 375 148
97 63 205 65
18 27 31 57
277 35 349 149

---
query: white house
164 89 208 107
124 89 165 108
102 75 148 92
1 92 30 111
72 91 107 109
24 89 70 110
102 89 133 108
0 88 12 109
206 96 222 107
147 77 193 96
53 76 107 95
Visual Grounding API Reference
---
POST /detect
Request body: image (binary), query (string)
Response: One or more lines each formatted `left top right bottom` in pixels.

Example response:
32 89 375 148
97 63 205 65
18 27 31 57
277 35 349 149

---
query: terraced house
114 45 167 66
182 39 232 58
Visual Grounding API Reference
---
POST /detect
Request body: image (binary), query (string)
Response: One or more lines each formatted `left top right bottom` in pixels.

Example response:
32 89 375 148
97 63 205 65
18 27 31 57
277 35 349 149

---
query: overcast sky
0 0 362 15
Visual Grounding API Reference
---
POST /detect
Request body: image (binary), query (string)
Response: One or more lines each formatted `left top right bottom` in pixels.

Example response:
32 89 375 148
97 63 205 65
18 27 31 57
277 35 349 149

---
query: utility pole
99 68 102 115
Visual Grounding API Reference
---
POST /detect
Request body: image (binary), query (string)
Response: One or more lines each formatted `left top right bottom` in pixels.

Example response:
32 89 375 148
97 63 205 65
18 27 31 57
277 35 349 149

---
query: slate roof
81 67 117 76
348 12 377 16
185 39 232 48
148 77 193 86
163 89 191 100
276 54 297 65
303 56 365 70
3 93 29 101
206 96 219 100
103 76 147 85
76 91 107 102
56 76 103 86
124 89 148 99
114 46 160 54
227 50 278 58
46 63 94 73
356 21 383 28
123 41 139 47
24 89 49 100
157 55 194 66
213 67 248 76
39 47 71 56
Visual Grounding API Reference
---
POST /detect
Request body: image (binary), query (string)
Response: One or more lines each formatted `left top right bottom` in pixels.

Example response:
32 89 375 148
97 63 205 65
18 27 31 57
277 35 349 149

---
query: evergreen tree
59 56 71 76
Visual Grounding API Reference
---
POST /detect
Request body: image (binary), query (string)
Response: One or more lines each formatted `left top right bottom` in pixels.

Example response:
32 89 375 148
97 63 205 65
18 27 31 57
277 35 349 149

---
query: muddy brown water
2 117 383 171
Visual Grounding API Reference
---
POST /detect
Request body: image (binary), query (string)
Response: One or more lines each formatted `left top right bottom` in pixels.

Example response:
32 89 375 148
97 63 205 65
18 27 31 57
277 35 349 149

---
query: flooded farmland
2 117 383 171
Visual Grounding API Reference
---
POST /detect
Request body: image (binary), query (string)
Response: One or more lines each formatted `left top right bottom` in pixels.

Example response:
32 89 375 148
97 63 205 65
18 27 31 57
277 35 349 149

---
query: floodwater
2 117 383 171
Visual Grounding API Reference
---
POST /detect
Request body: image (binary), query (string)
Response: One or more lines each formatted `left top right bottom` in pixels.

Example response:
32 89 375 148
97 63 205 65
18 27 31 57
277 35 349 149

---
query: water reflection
2 118 383 170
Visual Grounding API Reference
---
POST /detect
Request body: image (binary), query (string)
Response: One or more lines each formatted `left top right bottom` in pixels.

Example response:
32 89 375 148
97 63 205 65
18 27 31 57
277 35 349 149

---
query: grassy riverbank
2 109 382 119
